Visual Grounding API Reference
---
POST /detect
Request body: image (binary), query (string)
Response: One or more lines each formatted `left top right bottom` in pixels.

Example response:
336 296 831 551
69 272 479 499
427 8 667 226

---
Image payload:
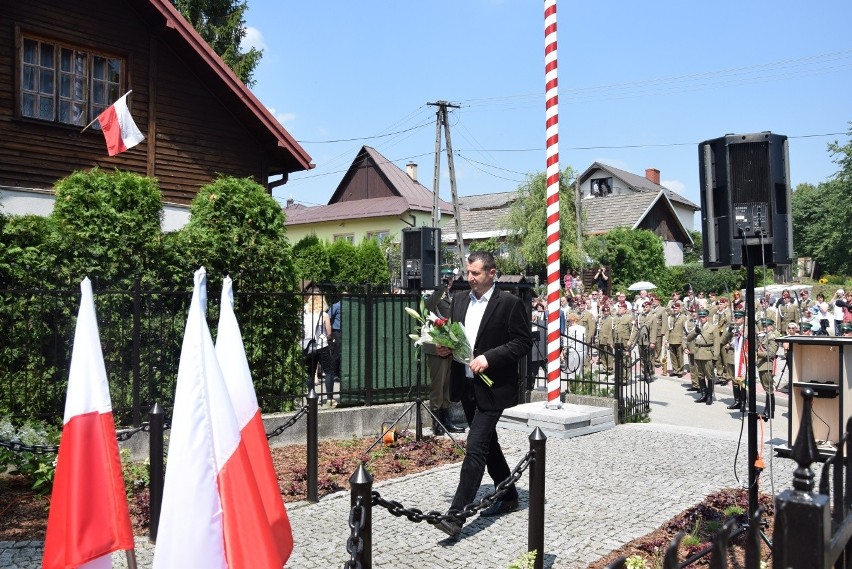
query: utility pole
428 100 465 274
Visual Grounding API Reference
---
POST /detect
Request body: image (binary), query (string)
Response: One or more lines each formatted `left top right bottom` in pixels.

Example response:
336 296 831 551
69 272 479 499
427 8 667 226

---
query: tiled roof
284 196 413 225
457 191 517 210
583 192 660 234
579 162 699 210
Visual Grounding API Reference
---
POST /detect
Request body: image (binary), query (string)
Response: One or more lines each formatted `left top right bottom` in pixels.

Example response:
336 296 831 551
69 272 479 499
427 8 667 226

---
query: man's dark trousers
449 380 517 513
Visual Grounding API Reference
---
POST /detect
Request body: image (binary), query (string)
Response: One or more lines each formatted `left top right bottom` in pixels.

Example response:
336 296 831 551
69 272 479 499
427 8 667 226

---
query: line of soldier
552 287 852 419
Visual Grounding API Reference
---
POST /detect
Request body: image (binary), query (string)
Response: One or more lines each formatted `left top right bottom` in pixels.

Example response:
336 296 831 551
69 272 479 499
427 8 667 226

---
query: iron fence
0 285 425 425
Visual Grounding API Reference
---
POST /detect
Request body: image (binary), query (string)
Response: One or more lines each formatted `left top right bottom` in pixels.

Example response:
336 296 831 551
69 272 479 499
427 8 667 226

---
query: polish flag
43 278 134 569
153 268 284 569
97 92 144 156
216 276 293 565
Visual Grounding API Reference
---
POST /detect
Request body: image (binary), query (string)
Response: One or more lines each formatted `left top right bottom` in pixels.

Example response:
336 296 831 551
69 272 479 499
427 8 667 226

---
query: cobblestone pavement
1 375 811 568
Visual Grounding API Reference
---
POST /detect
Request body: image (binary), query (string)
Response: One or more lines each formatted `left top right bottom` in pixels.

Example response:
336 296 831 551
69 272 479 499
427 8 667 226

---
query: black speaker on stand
401 227 441 291
698 131 793 552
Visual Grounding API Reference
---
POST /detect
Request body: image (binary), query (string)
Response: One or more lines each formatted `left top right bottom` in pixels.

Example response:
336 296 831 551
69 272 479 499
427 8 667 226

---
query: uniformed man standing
756 318 779 420
651 295 666 370
613 301 634 383
684 305 700 391
597 303 615 375
777 290 800 331
630 300 658 382
686 309 720 405
665 301 688 377
715 297 731 386
754 297 778 334
726 310 748 411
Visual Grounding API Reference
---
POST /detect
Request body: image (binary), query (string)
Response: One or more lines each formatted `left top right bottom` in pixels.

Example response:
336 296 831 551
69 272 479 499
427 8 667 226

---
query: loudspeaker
698 132 792 268
401 227 441 290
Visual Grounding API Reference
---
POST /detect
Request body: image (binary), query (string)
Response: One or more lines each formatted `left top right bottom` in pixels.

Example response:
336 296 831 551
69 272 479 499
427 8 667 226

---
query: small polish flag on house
97 92 144 156
42 278 134 569
216 276 294 565
153 268 286 569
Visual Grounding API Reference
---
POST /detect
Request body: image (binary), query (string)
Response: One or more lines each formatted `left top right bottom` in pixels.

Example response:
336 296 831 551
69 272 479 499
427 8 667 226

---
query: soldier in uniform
726 310 748 411
596 303 615 375
650 295 666 370
684 305 700 390
666 291 681 315
798 289 815 316
665 301 688 377
756 318 779 420
630 300 658 382
579 299 597 368
686 308 720 404
842 322 852 337
612 301 634 383
777 290 800 331
715 297 731 385
754 297 778 334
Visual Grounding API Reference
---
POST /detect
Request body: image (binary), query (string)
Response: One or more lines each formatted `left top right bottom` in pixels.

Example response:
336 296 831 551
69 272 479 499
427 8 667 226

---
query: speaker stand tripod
366 349 464 454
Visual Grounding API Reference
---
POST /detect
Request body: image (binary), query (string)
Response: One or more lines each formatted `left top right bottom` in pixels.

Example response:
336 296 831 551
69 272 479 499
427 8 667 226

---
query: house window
590 177 613 197
19 35 124 127
334 234 354 243
366 230 389 244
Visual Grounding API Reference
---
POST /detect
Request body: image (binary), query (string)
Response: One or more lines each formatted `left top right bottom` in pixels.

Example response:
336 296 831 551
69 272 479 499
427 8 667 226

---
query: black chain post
349 464 373 568
528 427 546 569
307 388 319 503
148 402 165 544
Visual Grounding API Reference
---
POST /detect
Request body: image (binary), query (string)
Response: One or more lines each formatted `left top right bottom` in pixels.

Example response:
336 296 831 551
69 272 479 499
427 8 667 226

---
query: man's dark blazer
448 286 532 411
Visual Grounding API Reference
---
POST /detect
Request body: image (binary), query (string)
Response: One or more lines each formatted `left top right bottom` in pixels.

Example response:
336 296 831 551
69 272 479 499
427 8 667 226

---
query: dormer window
590 177 613 197
19 34 125 128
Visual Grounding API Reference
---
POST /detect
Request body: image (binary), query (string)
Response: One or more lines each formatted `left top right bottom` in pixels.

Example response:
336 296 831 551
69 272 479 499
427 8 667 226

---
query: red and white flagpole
544 0 562 408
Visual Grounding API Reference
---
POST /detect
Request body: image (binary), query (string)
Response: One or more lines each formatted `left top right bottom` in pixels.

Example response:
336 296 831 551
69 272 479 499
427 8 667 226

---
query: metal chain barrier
343 496 365 569
1 420 172 453
0 438 59 454
266 406 309 440
371 450 534 526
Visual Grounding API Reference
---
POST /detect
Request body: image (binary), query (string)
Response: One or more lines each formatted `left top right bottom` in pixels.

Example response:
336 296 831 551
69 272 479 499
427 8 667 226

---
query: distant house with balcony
578 163 699 266
283 146 453 245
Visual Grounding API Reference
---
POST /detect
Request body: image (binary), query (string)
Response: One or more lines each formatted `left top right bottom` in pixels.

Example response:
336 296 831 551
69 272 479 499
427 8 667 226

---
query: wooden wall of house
636 200 686 243
0 1 271 205
336 155 396 202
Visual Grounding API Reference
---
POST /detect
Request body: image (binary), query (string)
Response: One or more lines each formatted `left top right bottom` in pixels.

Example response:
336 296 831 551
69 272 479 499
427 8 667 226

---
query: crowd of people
529 285 852 418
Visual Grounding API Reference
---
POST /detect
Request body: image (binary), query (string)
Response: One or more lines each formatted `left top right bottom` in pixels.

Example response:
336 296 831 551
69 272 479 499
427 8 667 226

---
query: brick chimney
406 163 418 182
645 168 661 185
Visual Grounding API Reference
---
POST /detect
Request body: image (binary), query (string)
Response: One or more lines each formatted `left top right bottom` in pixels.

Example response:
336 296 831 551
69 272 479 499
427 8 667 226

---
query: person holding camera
834 289 848 336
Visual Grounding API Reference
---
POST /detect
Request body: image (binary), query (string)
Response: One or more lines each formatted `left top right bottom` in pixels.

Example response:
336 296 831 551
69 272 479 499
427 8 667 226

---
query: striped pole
544 0 562 408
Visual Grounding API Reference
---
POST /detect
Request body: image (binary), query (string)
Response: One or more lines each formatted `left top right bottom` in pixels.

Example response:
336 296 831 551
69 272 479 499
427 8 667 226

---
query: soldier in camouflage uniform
651 295 666 369
714 297 731 385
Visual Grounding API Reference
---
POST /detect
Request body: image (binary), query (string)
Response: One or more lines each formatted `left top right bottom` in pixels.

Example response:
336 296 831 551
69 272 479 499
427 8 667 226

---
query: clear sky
242 1 852 217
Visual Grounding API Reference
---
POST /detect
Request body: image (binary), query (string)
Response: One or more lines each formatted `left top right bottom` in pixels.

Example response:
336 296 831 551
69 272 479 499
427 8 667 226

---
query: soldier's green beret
800 322 813 330
759 318 774 326
697 309 709 316
733 310 745 318
842 323 852 332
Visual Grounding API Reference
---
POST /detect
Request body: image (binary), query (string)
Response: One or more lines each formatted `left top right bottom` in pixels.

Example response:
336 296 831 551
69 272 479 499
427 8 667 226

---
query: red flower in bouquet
406 301 493 387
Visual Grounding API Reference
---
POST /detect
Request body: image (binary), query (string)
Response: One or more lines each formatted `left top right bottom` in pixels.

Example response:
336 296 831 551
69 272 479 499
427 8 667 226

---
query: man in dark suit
433 251 532 539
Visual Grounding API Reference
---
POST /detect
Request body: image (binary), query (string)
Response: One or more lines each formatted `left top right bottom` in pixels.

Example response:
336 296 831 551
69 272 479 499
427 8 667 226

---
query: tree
586 227 665 293
327 238 359 285
0 215 59 289
505 167 581 277
292 234 331 283
683 230 703 264
356 238 391 285
174 0 262 87
51 168 163 289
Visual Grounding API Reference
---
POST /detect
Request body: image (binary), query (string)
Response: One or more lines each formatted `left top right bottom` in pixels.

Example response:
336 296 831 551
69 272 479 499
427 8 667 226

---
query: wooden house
0 0 312 211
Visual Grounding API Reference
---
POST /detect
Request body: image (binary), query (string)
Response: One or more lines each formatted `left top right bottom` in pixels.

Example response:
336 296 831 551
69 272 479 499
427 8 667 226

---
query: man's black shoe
695 395 708 403
686 386 699 392
445 422 466 434
480 498 519 517
726 401 741 410
435 518 462 539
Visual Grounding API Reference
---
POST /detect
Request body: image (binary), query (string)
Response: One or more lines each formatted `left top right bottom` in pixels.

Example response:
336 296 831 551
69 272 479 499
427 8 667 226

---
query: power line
295 119 433 143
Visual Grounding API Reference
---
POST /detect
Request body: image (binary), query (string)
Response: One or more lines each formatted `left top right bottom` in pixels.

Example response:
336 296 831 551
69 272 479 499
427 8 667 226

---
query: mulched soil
0 431 465 541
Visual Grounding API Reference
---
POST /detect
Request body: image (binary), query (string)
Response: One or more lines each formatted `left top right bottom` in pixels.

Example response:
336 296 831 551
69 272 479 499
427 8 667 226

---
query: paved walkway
1 374 809 569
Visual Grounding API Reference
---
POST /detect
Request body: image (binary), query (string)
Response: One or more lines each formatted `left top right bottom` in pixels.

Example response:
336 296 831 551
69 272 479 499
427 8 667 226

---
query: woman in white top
302 289 334 404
